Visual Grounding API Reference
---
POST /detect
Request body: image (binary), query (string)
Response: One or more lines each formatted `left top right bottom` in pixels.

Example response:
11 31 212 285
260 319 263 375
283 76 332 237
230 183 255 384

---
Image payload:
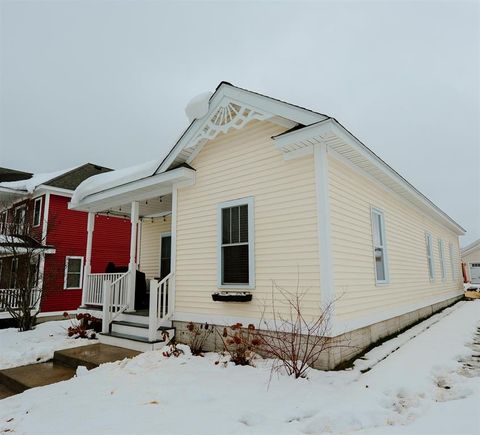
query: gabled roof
462 239 480 257
0 168 32 183
70 82 465 235
0 163 112 195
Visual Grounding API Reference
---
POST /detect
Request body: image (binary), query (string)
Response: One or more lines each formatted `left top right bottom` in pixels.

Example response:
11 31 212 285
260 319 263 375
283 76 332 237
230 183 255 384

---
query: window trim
370 207 389 284
448 242 456 281
64 256 84 290
32 197 43 228
425 232 435 281
0 210 6 233
14 205 26 234
217 197 255 289
9 257 18 289
438 239 446 281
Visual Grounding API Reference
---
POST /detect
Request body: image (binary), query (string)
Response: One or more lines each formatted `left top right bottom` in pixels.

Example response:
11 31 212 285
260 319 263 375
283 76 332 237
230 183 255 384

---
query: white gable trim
155 83 325 173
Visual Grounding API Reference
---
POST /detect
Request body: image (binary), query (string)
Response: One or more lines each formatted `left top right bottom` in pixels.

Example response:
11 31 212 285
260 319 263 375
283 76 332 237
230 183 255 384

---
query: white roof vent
185 91 213 123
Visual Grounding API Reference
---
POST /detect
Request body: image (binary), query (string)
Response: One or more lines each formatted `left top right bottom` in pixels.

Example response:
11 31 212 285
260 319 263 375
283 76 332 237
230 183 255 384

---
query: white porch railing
84 273 126 306
101 271 130 333
0 288 41 312
148 273 174 341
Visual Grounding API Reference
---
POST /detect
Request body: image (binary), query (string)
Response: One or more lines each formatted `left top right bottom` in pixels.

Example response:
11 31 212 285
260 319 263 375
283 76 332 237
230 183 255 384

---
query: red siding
41 195 131 312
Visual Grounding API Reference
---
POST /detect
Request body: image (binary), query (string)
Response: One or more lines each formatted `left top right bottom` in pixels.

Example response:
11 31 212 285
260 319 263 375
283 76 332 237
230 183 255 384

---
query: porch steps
99 327 174 352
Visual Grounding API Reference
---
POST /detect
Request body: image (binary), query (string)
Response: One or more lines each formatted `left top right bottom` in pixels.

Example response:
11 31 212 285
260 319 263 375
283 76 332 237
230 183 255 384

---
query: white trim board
172 290 463 337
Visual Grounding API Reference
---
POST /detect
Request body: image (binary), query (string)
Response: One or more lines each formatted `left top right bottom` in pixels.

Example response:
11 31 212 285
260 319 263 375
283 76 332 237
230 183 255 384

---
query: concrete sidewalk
0 343 140 399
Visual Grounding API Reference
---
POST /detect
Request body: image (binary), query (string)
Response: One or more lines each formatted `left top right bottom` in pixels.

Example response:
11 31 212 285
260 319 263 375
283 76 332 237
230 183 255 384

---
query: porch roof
69 166 195 214
0 235 55 257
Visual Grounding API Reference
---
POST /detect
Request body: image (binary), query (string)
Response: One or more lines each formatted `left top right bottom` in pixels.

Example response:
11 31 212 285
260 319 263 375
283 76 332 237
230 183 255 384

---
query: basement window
217 197 255 289
371 207 389 284
64 256 84 289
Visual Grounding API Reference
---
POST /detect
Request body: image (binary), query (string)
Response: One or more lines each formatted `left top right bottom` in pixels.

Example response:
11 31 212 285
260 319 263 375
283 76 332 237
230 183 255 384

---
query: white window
64 256 84 289
425 232 435 280
449 242 456 280
371 208 388 284
9 258 18 288
0 211 6 233
217 197 255 288
14 205 26 234
438 239 446 281
33 197 42 228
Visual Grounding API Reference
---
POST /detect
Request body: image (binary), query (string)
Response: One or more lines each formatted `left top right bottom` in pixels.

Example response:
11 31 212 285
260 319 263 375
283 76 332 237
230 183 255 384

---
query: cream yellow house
462 239 480 284
70 82 465 368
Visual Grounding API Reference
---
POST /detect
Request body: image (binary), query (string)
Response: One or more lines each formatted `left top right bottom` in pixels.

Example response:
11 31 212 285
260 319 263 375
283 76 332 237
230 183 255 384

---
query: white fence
0 288 41 312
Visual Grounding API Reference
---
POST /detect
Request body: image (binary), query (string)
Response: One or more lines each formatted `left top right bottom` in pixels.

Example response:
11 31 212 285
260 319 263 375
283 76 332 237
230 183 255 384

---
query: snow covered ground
1 301 479 435
0 320 94 370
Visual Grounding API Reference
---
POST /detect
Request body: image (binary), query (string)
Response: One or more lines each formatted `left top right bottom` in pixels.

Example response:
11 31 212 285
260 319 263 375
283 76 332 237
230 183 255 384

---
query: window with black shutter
221 204 250 285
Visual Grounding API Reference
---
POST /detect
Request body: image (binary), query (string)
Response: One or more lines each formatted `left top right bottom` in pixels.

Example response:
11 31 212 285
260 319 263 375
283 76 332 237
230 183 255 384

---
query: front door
470 263 480 284
160 234 171 280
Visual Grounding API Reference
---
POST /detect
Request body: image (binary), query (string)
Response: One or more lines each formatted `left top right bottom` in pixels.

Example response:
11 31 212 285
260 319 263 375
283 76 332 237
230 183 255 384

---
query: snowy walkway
1 301 479 434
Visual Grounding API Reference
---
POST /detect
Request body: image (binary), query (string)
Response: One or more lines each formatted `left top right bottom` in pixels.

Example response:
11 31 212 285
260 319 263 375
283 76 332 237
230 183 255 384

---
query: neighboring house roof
0 168 33 183
70 82 465 235
0 163 112 196
461 239 480 257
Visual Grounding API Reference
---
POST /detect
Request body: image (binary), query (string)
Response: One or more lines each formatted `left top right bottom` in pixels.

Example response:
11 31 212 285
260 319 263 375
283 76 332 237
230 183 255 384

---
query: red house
0 164 131 318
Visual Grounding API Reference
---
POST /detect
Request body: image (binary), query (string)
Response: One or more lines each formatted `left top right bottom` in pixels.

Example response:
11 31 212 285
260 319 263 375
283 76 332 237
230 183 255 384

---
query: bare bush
0 200 57 331
218 323 262 366
259 281 343 378
185 322 214 356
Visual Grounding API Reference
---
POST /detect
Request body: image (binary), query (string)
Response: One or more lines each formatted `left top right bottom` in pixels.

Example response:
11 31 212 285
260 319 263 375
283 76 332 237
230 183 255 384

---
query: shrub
185 322 214 356
162 341 184 358
219 323 262 366
258 282 342 378
63 312 100 339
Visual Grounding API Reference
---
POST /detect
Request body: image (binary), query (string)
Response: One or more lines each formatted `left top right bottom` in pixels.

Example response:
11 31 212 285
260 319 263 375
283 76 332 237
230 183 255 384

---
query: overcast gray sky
0 1 478 244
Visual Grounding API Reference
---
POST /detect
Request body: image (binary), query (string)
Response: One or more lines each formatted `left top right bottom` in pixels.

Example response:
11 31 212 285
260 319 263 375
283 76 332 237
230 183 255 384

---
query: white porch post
128 201 139 310
170 184 178 315
314 143 335 317
81 212 95 307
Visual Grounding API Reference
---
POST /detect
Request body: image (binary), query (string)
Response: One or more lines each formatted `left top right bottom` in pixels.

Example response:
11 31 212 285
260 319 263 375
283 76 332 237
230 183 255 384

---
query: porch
72 165 195 350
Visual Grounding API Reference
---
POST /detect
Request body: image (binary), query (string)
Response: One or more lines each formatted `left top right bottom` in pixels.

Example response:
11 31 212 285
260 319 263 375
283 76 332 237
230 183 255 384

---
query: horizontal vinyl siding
42 195 130 312
175 120 321 321
462 247 480 265
139 216 171 279
328 155 463 320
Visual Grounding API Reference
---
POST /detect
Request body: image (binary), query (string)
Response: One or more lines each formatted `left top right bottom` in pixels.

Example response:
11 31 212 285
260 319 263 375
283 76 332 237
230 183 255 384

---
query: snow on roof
0 166 79 193
70 159 161 206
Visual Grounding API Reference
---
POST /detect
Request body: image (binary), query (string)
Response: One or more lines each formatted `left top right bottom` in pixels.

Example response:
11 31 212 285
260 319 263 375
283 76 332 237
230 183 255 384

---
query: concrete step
111 321 173 341
99 329 174 352
0 381 17 399
53 343 140 370
0 361 76 394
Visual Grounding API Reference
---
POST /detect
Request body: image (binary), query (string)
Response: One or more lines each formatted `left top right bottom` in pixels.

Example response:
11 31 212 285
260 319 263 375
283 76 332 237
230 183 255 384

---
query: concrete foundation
173 294 463 370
